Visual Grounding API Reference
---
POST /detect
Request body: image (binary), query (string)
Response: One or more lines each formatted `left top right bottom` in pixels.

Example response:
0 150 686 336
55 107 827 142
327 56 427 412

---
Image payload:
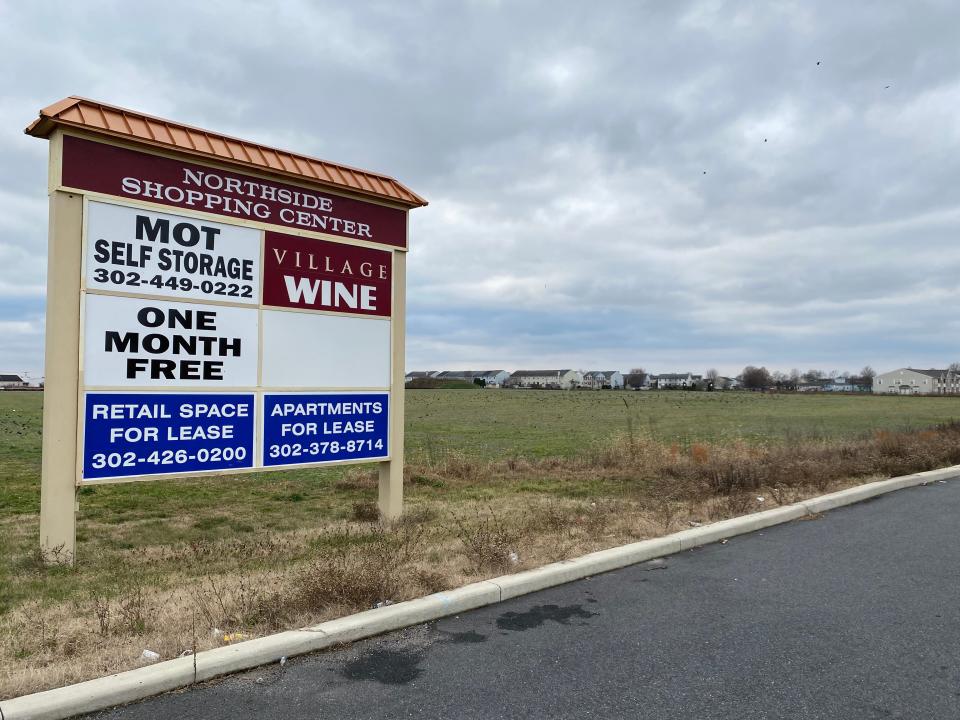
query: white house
508 369 582 390
582 371 624 389
823 377 868 392
873 368 956 395
480 370 511 387
404 370 440 383
652 373 699 389
0 373 27 389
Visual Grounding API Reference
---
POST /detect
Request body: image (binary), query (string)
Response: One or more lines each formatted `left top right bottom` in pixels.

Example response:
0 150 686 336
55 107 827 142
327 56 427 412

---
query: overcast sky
2 0 959 377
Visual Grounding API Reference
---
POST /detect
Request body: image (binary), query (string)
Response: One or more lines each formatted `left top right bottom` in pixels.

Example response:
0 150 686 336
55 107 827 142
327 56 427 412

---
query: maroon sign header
263 231 392 318
62 135 407 249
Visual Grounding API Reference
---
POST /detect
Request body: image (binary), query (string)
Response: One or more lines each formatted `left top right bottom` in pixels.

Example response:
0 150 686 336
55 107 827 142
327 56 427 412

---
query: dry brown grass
3 422 960 699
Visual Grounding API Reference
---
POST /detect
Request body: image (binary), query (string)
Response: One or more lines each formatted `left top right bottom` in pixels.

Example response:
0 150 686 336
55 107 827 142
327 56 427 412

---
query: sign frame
31 100 423 563
71 161 397 482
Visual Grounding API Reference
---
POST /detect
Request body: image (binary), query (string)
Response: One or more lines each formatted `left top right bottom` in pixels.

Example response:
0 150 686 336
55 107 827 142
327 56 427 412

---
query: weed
690 443 710 464
707 493 756 520
650 499 679 530
409 475 445 489
16 601 59 655
115 580 152 635
451 504 524 573
193 574 287 633
413 567 450 594
295 523 427 610
396 505 438 526
352 501 380 523
92 595 111 636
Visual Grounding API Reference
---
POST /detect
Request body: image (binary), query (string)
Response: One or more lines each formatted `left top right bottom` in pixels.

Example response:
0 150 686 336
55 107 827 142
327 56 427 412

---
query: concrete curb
4 466 959 719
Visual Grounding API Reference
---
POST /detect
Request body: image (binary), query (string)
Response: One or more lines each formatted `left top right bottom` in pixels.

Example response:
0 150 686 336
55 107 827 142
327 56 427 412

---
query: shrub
451 504 524 573
295 523 427 610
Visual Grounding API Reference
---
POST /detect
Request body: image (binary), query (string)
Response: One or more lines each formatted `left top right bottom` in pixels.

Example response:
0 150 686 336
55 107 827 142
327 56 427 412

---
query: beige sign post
27 97 427 563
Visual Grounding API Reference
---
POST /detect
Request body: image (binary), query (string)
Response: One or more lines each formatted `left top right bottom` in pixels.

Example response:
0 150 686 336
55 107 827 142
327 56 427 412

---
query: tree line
732 366 878 390
625 366 881 390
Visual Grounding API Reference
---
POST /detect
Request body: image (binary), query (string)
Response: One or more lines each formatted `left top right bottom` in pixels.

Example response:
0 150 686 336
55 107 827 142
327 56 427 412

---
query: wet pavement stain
440 630 487 644
340 648 425 685
496 604 598 632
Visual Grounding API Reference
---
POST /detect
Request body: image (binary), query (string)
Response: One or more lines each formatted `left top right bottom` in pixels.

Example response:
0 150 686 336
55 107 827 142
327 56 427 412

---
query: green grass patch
2 389 960 615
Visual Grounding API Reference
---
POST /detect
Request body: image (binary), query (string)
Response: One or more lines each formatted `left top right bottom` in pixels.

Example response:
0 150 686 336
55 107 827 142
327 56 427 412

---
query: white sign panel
85 201 261 304
84 294 259 387
261 310 390 388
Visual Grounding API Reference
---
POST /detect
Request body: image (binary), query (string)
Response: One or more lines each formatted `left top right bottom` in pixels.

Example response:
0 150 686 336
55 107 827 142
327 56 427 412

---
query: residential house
474 370 510 387
0 373 27 389
821 376 870 392
846 376 873 393
404 371 439 384
508 369 582 390
581 371 624 389
652 373 699 389
873 368 958 395
435 370 510 387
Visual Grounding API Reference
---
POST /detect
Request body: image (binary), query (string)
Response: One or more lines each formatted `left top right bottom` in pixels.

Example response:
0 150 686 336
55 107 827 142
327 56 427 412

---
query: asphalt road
91 481 960 719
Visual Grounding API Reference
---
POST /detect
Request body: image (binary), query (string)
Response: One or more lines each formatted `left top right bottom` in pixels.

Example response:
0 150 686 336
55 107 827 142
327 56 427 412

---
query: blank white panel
261 310 390 388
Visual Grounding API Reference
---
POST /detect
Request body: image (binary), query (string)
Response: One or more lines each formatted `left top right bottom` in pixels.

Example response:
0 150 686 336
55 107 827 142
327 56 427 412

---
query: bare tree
624 368 648 390
860 366 876 380
802 369 824 383
741 366 772 390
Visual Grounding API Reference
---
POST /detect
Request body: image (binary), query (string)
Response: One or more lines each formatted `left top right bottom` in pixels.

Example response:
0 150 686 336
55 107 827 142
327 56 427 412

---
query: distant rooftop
906 368 948 377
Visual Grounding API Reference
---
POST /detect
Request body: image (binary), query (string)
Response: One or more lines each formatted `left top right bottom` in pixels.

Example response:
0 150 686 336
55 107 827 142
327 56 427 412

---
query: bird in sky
816 60 822 66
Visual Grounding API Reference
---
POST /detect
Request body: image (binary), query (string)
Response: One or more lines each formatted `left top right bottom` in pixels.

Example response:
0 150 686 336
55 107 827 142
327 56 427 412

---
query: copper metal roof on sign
25 97 427 208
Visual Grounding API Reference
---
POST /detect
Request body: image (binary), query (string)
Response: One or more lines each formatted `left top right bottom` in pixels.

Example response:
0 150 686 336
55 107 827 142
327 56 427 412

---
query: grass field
3 389 960 698
407 389 960 457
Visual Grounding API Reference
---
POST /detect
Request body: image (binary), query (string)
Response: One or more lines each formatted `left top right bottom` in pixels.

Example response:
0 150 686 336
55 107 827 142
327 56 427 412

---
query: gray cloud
2 0 959 375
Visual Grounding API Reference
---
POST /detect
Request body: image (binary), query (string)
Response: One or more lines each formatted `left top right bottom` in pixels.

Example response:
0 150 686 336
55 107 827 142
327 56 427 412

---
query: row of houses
405 369 624 389
406 366 960 395
405 370 512 386
11 364 957 395
873 368 960 395
405 370 739 390
644 373 740 390
796 377 871 393
509 370 627 389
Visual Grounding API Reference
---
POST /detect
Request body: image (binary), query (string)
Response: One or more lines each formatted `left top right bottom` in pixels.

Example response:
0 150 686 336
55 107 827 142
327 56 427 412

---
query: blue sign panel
83 393 255 481
262 393 389 467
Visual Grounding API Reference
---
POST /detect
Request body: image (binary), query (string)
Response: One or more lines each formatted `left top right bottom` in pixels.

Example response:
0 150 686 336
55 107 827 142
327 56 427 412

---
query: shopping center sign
26 97 427 561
